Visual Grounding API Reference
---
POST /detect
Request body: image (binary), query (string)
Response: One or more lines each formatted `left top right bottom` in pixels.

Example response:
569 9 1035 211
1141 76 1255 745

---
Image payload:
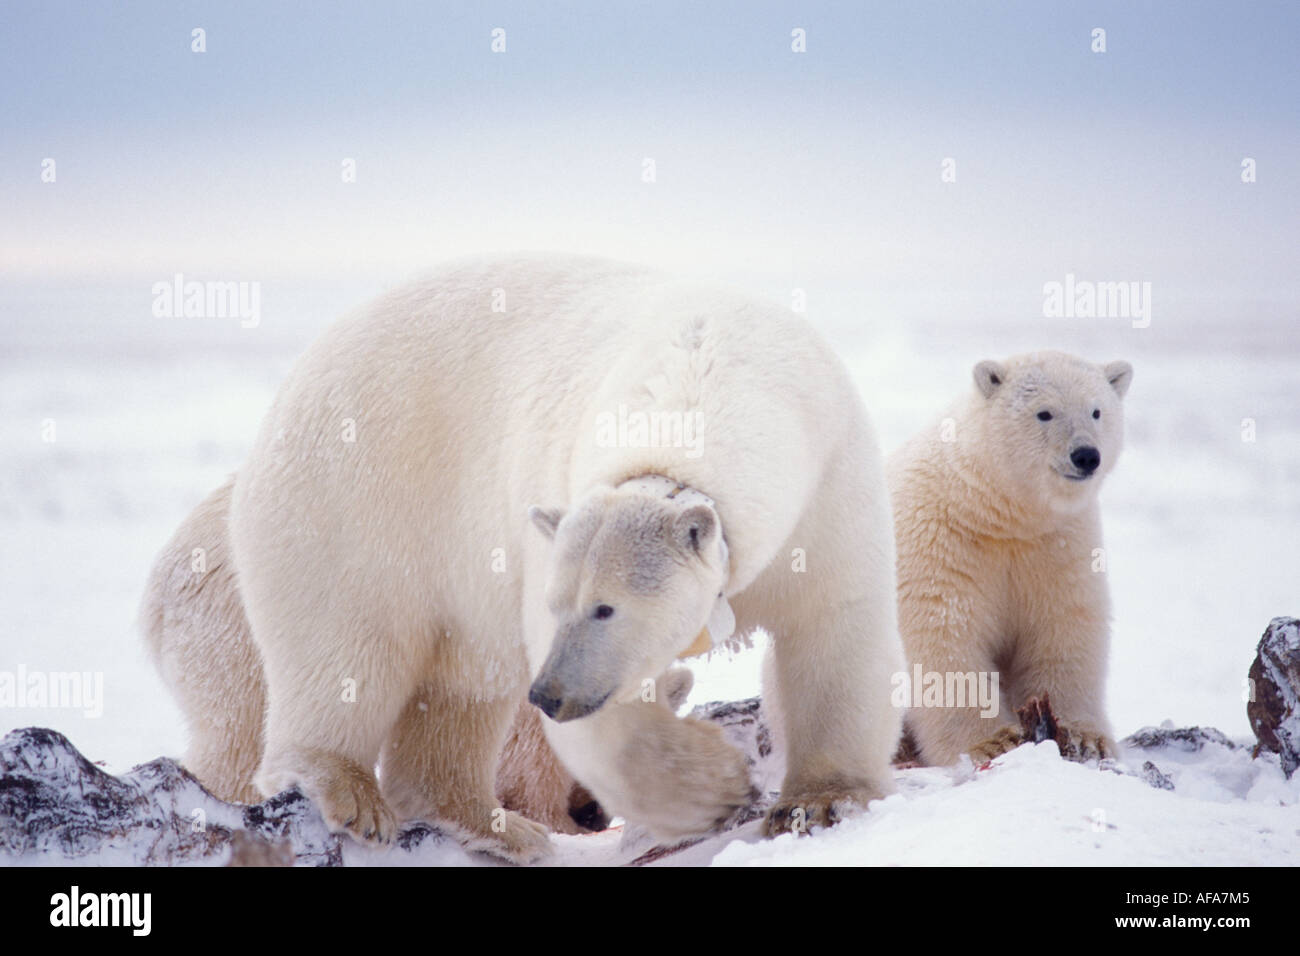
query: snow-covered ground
703 739 1299 868
1 274 1296 866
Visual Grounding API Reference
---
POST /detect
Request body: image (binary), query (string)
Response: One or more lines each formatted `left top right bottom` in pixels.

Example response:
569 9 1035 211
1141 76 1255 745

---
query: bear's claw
1057 726 1115 763
967 725 1026 764
762 786 876 837
260 749 397 846
459 809 553 865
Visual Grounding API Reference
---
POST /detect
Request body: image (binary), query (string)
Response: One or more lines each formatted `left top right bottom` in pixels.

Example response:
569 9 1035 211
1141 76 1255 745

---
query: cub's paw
762 783 881 837
259 749 397 845
460 809 554 865
1056 725 1115 763
619 716 757 841
967 725 1026 765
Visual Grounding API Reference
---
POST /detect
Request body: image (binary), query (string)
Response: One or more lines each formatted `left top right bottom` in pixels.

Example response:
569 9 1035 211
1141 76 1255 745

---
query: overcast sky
2 1 1296 324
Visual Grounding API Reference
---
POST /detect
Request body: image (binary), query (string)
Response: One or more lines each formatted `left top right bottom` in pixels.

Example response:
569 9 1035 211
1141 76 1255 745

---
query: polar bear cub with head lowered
223 254 902 858
889 351 1132 766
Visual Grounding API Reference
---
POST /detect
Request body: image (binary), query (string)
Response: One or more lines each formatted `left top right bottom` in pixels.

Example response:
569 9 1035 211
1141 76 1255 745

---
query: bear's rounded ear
1104 360 1133 399
528 506 565 540
973 360 1007 399
674 504 718 557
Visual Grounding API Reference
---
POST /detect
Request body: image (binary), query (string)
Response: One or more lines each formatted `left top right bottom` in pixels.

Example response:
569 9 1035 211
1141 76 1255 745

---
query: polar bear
158 254 900 859
140 476 606 833
888 351 1132 767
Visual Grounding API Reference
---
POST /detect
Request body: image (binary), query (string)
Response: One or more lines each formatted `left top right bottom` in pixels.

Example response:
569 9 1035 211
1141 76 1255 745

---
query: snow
709 742 1299 868
1 276 1297 866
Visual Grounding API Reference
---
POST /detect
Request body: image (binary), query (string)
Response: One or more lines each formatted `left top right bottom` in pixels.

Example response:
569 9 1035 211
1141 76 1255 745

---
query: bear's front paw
1056 725 1115 763
460 809 554 865
967 725 1026 765
317 768 398 845
260 750 397 845
762 783 881 837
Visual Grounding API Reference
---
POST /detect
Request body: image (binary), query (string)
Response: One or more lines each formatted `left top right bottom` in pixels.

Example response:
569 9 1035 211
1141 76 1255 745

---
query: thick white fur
141 478 265 806
889 350 1132 766
140 477 603 835
170 254 896 855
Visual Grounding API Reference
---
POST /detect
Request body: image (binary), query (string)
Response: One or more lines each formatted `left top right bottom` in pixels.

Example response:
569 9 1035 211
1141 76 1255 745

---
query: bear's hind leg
141 474 266 805
183 688 266 805
380 685 552 863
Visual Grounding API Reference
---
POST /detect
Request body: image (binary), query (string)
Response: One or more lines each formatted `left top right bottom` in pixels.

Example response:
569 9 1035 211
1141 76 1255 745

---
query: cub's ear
528 506 565 539
973 360 1008 399
1104 360 1133 399
673 504 718 557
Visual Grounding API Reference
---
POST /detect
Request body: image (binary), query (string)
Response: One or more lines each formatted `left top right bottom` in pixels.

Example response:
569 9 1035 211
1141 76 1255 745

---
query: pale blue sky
2 1 1297 321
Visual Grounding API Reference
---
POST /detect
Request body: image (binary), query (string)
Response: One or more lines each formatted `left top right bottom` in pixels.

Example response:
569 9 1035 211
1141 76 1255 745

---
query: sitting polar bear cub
145 254 903 861
889 351 1132 767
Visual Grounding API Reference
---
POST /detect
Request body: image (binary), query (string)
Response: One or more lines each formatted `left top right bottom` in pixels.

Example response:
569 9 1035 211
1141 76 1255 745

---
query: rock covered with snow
0 702 782 867
0 727 455 866
1122 724 1239 753
1137 761 1176 791
691 697 776 777
1247 616 1300 777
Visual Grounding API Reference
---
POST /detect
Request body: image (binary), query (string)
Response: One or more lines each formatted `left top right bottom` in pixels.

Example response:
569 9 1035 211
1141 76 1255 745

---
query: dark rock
691 697 773 771
1246 616 1300 777
0 727 450 866
1122 725 1238 753
1139 761 1176 791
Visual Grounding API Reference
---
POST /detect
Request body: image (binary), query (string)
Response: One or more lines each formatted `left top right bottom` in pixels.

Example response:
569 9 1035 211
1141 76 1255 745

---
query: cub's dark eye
593 604 615 620
1037 411 1052 421
1092 409 1101 419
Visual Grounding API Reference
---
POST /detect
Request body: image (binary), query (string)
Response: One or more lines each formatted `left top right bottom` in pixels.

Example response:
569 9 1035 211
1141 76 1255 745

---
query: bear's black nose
528 683 563 720
1070 446 1101 475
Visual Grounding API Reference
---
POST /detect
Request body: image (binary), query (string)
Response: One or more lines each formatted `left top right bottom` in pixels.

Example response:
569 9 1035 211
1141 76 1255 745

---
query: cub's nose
1070 445 1101 475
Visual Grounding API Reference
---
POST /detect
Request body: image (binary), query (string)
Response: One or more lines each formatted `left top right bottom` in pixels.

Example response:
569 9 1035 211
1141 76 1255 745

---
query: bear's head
525 485 729 722
969 351 1132 516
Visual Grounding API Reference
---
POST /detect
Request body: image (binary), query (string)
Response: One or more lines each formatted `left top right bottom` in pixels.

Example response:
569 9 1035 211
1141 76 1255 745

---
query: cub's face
526 488 727 722
971 352 1133 515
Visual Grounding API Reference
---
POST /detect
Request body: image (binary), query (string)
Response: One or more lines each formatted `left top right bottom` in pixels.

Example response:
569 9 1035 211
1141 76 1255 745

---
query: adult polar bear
222 254 901 859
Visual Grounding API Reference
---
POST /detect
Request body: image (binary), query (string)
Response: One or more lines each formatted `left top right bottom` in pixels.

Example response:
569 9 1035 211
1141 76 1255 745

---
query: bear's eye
1092 409 1101 419
1037 411 1052 421
593 604 615 620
